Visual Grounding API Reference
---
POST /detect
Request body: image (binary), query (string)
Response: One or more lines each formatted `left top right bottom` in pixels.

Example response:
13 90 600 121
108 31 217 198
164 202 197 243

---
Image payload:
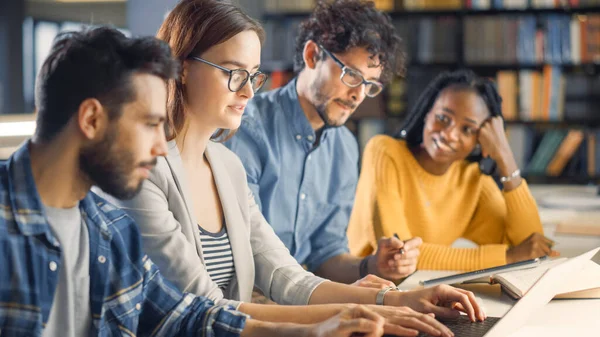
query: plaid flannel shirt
0 142 248 336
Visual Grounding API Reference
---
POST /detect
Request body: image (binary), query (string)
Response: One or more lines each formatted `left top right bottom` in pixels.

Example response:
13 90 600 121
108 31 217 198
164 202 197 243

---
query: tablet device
418 256 549 288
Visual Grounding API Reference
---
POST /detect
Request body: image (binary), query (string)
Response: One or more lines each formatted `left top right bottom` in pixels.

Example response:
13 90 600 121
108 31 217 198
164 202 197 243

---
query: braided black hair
397 69 504 171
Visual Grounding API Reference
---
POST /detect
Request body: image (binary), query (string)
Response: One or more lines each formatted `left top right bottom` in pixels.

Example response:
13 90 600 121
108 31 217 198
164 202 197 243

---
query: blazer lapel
205 142 254 303
164 141 200 246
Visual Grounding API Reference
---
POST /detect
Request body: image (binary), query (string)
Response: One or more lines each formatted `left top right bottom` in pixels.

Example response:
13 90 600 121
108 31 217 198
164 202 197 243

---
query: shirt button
307 135 314 141
296 134 302 140
98 255 106 264
300 193 306 200
307 155 312 161
49 261 57 271
135 303 141 310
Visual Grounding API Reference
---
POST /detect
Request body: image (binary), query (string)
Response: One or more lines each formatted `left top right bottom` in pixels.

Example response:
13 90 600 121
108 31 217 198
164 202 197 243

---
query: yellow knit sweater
348 135 544 271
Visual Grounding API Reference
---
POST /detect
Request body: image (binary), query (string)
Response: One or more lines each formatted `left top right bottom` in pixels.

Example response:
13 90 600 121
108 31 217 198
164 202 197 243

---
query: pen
393 233 405 255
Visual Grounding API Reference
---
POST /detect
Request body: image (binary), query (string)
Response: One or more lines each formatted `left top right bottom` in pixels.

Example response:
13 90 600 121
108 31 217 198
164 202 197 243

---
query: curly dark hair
397 69 503 170
294 0 405 84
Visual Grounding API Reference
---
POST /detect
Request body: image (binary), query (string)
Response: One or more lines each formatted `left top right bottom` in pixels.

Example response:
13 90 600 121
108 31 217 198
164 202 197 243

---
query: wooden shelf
263 7 600 20
523 174 600 185
452 6 600 16
505 120 600 128
262 60 600 72
409 62 600 71
348 119 600 128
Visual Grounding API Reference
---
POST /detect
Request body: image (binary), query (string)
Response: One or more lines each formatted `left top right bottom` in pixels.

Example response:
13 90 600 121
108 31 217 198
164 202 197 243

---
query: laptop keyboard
415 315 501 337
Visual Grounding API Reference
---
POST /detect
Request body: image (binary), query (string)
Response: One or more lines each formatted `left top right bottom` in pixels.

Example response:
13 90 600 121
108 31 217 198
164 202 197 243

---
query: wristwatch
500 168 521 183
376 286 400 305
359 255 371 279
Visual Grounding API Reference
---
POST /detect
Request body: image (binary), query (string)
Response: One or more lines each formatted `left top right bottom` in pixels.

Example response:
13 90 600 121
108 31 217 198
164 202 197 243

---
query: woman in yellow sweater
348 70 558 273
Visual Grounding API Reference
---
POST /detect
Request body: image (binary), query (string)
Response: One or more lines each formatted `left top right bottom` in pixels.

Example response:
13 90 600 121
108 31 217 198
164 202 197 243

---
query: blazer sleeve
246 184 328 305
114 168 242 309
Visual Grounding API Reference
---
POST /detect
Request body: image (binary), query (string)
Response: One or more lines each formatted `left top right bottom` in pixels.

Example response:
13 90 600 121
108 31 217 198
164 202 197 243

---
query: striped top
198 224 236 290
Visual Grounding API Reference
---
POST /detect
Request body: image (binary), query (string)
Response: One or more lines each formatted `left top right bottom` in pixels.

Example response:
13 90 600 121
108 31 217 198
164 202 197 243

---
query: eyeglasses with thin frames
318 44 384 98
188 56 268 93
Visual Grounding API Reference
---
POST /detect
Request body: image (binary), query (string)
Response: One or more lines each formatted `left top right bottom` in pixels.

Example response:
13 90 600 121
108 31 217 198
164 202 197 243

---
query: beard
312 86 356 128
79 128 155 200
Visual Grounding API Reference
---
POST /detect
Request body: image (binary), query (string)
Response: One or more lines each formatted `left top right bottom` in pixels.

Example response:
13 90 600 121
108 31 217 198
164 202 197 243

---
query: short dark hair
294 0 405 84
34 26 179 142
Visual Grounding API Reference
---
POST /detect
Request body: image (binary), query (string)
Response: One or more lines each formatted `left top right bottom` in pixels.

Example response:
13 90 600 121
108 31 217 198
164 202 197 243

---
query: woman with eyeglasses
105 1 486 336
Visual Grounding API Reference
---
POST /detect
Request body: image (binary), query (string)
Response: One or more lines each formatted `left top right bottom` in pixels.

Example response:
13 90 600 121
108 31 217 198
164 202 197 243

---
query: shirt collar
6 141 49 236
280 78 332 144
6 141 108 238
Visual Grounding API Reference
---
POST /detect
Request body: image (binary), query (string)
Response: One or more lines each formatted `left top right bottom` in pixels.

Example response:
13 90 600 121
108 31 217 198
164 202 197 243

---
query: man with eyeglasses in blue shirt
225 0 423 287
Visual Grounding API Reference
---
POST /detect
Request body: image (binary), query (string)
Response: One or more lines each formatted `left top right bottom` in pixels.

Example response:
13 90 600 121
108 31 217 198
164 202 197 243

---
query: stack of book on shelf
372 0 395 10
468 0 600 9
264 0 314 12
264 0 398 11
496 66 565 122
526 130 574 176
468 0 526 9
505 126 600 179
464 14 600 65
392 17 459 66
386 76 407 118
261 18 302 70
507 128 600 179
403 0 462 10
497 67 600 123
584 131 600 178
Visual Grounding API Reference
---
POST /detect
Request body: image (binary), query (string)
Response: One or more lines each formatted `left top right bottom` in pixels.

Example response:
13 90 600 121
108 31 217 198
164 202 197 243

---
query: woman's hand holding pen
506 232 560 264
370 235 423 281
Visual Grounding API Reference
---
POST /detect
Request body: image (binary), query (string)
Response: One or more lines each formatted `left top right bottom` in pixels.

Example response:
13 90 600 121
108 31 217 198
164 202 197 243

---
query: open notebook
466 258 600 299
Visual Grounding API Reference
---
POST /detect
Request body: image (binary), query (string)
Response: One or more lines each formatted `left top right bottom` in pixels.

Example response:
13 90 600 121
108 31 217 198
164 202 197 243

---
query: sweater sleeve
417 176 510 271
348 137 413 257
501 179 545 245
437 177 544 271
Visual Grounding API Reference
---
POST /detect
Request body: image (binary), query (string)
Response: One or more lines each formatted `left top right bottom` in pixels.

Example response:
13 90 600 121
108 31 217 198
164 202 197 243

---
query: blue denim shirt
0 142 248 336
225 79 359 272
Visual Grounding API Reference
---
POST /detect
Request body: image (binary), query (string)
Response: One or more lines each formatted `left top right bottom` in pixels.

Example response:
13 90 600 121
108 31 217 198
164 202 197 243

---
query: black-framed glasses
318 45 383 97
188 56 268 93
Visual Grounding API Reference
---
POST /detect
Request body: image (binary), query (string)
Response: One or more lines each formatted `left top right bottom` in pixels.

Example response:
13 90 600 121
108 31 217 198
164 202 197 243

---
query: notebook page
494 258 566 295
556 260 600 294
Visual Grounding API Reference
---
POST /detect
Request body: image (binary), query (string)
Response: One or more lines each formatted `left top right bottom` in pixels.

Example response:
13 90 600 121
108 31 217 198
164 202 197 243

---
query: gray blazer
108 140 325 308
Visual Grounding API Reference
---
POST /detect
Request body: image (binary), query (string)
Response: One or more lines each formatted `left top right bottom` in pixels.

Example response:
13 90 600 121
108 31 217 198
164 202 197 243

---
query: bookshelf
263 5 600 20
260 0 600 184
505 120 600 128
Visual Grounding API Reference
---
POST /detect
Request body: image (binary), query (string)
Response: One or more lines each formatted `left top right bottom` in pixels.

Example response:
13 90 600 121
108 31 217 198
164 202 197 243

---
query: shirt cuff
305 246 350 273
216 298 243 311
289 273 328 305
203 302 249 337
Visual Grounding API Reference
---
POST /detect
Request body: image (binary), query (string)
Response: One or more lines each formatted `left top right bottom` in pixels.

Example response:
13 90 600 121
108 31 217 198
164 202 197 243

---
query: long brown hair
157 0 265 141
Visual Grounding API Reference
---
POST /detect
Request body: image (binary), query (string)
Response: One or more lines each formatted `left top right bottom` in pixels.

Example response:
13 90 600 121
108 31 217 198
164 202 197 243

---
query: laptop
411 247 600 337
